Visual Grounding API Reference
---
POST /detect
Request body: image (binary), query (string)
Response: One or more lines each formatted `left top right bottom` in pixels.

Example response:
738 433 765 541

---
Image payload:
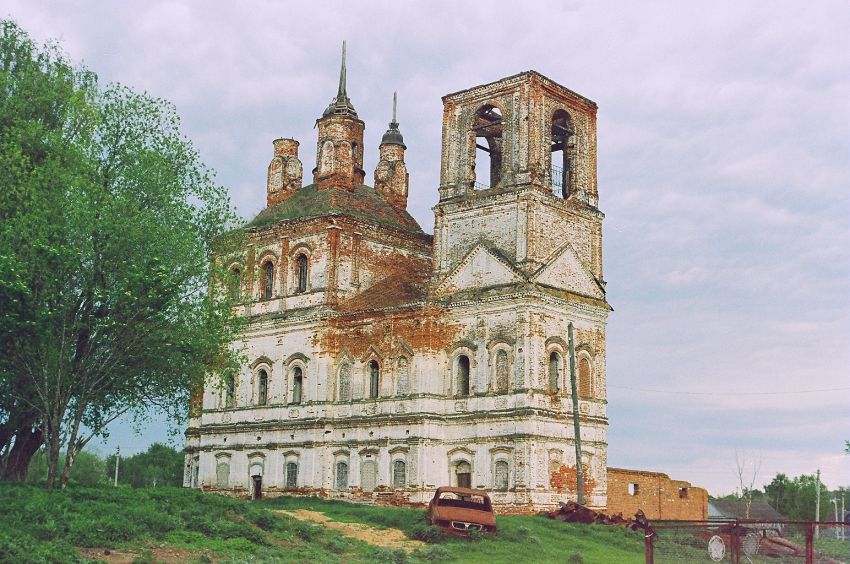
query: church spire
322 41 357 118
380 91 406 148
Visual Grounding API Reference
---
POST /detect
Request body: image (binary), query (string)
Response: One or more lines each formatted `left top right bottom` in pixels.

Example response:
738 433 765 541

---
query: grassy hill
0 484 645 563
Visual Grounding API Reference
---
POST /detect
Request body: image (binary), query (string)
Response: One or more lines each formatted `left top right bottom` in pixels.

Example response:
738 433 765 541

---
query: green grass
0 484 649 563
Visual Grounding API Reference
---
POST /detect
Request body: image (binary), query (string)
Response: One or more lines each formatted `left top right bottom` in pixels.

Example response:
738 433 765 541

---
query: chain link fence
646 520 849 563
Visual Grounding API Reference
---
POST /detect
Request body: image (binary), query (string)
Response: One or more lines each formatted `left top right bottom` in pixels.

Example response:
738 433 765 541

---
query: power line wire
608 385 850 397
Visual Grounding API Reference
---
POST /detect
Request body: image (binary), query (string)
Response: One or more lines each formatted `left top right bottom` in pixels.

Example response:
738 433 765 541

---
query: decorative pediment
531 242 604 299
435 244 523 295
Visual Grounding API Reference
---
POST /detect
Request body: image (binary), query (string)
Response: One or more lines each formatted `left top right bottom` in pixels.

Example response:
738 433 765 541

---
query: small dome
381 121 406 148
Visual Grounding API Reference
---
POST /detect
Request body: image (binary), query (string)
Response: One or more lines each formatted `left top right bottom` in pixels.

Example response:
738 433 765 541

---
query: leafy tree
26 449 110 488
104 443 184 487
0 20 242 489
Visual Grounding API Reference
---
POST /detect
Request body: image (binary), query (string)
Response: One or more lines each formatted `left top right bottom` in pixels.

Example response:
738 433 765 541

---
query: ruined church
184 50 614 511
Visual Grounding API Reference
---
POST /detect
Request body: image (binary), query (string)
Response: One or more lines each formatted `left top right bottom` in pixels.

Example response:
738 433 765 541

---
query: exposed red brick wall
606 467 707 520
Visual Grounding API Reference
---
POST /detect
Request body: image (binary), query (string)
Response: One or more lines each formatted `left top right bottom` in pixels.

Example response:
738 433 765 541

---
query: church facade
184 54 611 511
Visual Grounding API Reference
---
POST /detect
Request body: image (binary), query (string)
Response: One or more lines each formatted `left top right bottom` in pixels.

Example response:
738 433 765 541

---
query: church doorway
361 460 377 492
252 475 263 500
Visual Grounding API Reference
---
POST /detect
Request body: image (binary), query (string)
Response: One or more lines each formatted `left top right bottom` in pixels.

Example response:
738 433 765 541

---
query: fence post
644 530 654 564
730 521 740 564
805 522 814 564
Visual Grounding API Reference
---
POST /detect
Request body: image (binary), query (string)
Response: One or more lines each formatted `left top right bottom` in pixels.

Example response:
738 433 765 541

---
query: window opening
361 460 377 491
549 352 561 392
396 357 409 396
296 254 308 293
495 350 509 393
679 487 688 499
628 482 640 496
368 360 380 398
338 363 351 401
336 461 349 489
216 461 230 488
455 461 472 489
457 355 470 396
229 267 241 300
579 357 592 399
286 462 298 488
257 369 268 405
392 460 406 488
292 367 303 404
262 261 274 299
494 460 509 490
471 105 502 189
551 109 575 198
225 375 235 407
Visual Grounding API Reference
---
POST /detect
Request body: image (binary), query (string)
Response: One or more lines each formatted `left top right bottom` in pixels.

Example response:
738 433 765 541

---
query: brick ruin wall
606 467 708 520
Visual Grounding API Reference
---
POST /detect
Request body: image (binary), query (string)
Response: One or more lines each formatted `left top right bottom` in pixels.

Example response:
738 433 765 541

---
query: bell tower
313 41 365 191
432 71 604 291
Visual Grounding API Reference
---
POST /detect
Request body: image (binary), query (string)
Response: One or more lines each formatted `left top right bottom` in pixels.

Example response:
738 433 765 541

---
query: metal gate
646 520 849 563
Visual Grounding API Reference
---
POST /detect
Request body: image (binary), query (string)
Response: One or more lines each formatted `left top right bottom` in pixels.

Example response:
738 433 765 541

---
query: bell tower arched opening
551 109 575 198
471 105 502 189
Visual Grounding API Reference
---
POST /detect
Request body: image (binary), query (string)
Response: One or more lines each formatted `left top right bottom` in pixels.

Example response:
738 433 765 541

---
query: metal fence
646 520 849 563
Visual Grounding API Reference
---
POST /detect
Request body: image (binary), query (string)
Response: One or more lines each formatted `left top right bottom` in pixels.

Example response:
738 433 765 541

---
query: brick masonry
606 467 708 520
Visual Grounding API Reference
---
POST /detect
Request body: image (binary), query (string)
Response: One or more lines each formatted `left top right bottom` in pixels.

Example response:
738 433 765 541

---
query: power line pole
567 322 584 505
815 468 821 539
113 446 120 487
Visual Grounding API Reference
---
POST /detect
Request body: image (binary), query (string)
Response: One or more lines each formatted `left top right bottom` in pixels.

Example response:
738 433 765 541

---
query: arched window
551 109 575 198
456 355 470 396
320 140 334 173
257 369 268 405
261 260 274 299
285 462 298 488
229 267 241 300
292 366 303 404
548 352 561 393
361 460 377 491
335 461 349 489
494 460 509 490
579 357 592 399
455 461 472 489
216 459 230 488
368 360 380 399
396 357 409 396
392 460 406 488
495 350 509 393
471 105 503 189
295 254 308 293
338 363 351 401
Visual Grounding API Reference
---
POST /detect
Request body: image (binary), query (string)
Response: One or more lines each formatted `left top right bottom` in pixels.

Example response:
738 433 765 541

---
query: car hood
431 506 496 526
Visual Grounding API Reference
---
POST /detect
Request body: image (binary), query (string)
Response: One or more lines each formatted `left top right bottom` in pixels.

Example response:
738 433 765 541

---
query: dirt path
274 509 426 553
77 546 204 563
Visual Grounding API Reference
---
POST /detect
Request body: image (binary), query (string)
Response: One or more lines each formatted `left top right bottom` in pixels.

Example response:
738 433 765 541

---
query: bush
410 522 449 543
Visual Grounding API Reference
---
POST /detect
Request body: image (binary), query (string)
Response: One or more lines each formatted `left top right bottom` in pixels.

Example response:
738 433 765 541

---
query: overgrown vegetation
0 484 647 563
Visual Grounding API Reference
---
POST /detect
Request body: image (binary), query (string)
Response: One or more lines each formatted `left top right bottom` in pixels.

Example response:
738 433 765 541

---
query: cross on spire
381 91 406 148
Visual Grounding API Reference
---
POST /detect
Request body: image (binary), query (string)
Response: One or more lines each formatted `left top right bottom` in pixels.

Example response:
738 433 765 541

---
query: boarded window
457 355 470 396
216 461 230 488
262 261 274 299
368 361 380 399
549 352 560 392
455 461 472 489
292 367 303 404
579 358 592 399
494 460 509 490
336 461 349 489
396 358 409 396
257 369 268 405
338 363 351 401
495 350 509 393
361 460 377 491
286 462 298 488
392 460 406 488
296 254 308 293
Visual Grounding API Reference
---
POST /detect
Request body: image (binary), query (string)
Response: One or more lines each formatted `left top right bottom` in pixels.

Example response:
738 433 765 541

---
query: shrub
410 522 448 543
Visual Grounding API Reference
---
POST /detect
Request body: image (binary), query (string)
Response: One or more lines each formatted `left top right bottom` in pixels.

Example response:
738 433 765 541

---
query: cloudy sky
7 1 848 496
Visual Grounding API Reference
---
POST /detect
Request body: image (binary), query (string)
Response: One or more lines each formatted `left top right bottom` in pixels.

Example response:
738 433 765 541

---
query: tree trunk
0 427 43 481
45 418 62 490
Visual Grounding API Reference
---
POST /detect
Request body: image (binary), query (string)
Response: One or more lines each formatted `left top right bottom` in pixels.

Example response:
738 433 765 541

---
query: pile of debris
546 501 652 532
